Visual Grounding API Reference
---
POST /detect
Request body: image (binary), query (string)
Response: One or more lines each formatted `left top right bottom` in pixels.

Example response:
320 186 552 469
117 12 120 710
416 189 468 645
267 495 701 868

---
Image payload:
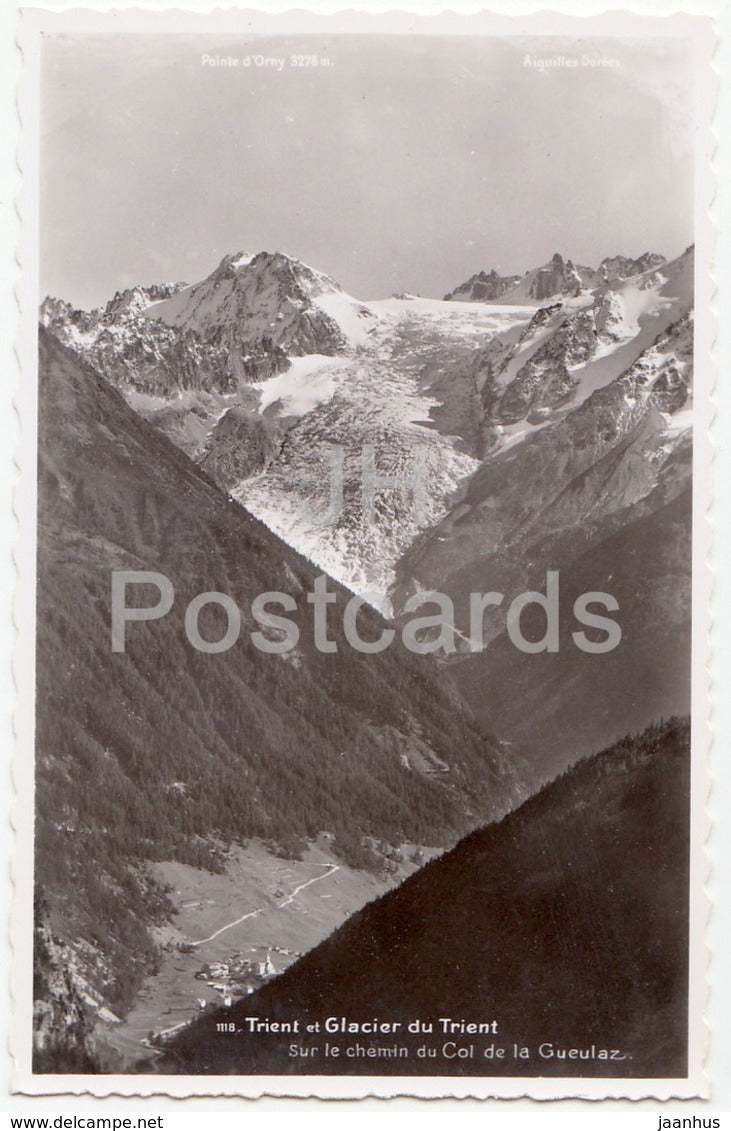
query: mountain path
187 863 339 947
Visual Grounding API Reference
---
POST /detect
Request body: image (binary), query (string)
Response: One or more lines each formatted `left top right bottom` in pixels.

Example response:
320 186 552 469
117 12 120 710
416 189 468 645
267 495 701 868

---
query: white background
1 0 729 1122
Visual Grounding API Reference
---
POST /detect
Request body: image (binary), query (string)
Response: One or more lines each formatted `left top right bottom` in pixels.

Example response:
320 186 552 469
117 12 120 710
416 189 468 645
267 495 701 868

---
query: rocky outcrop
445 250 666 306
475 336 516 432
517 302 564 343
389 299 693 778
39 295 76 326
199 405 280 486
445 254 594 304
593 287 628 344
444 267 521 302
492 308 599 425
33 894 99 1073
529 253 585 300
103 281 188 319
38 249 353 402
457 248 692 447
617 313 693 415
599 251 666 282
40 295 235 396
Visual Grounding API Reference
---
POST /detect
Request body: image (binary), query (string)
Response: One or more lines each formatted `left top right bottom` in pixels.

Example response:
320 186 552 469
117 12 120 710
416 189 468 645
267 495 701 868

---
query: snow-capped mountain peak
40 242 693 607
142 249 355 356
205 249 341 294
39 295 75 327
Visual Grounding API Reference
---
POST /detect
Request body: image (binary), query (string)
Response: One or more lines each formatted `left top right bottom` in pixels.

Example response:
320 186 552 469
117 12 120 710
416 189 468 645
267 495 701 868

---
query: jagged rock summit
39 286 236 396
143 249 373 357
443 267 522 302
445 250 668 304
598 251 666 282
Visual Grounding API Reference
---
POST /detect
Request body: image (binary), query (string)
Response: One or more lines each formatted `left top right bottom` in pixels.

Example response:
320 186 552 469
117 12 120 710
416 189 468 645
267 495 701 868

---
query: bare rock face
39 295 76 325
386 248 693 779
103 282 188 319
446 250 665 307
529 253 584 300
652 363 690 414
40 293 235 396
457 247 691 452
593 287 627 343
495 308 599 424
444 267 521 302
445 252 597 304
599 252 666 282
619 313 693 415
39 250 351 403
33 898 99 1073
199 405 280 486
517 302 564 342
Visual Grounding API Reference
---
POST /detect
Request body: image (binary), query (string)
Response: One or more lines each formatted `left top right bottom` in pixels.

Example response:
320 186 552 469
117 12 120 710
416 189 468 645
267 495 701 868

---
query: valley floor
98 839 428 1069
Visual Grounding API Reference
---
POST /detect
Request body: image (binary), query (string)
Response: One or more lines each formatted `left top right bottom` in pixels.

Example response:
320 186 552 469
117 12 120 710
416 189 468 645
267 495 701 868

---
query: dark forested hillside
34 327 522 1024
166 718 689 1079
445 481 692 784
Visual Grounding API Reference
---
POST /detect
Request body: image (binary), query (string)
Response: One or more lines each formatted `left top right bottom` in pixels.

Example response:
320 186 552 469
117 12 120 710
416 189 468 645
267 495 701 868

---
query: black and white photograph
12 7 714 1099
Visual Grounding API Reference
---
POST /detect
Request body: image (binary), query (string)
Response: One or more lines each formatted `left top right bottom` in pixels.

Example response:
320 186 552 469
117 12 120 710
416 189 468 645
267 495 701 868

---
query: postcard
12 6 714 1099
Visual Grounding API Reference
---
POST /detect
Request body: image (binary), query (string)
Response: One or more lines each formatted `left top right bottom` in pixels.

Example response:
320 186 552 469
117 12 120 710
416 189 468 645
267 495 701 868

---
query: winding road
187 862 339 947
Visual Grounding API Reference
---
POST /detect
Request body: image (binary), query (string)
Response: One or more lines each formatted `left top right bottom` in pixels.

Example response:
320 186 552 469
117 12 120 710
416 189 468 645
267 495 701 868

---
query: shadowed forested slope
166 718 689 1079
34 328 521 1023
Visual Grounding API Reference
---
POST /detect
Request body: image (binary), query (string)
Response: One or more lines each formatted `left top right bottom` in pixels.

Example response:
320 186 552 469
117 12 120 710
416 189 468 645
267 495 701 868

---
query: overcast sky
40 34 694 308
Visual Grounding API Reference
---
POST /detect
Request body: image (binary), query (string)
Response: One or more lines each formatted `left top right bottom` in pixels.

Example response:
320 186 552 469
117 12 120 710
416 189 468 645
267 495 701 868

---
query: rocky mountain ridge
40 244 694 775
390 285 693 775
444 250 667 304
141 250 370 357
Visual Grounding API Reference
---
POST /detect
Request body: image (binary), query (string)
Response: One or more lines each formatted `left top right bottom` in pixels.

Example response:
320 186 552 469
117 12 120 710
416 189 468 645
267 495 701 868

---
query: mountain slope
40 255 537 595
41 246 694 787
166 717 690 1079
34 327 522 1037
448 484 691 780
43 248 686 605
143 250 374 356
599 251 666 282
233 250 691 600
390 254 693 776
